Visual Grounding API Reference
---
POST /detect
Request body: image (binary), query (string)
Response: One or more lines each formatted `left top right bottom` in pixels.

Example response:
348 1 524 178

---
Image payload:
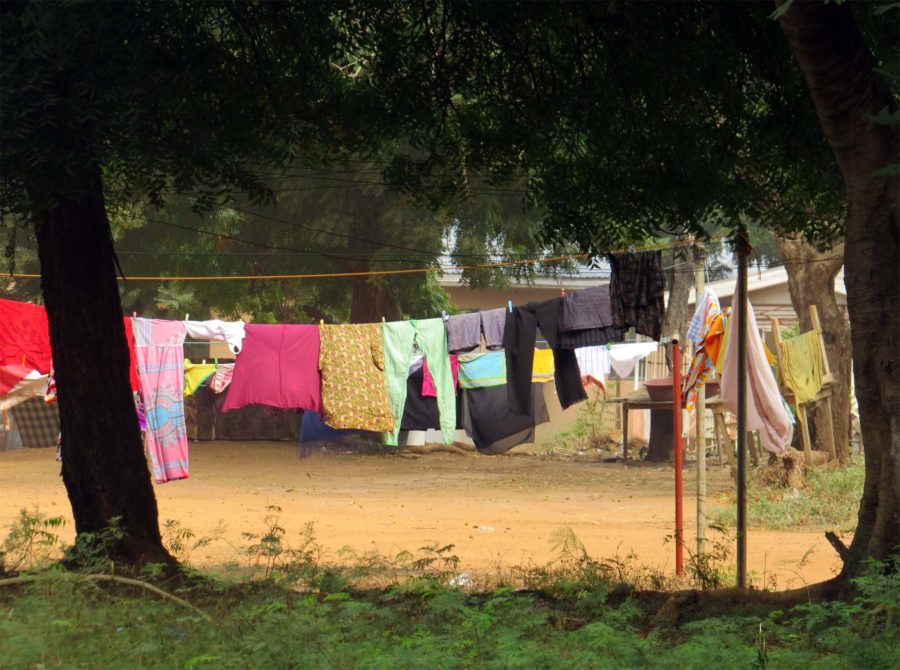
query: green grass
2 559 898 670
1 486 894 670
713 460 864 531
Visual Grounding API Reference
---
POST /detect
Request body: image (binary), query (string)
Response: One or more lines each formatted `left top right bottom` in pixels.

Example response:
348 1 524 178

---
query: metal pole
735 230 750 588
694 245 707 558
672 335 684 577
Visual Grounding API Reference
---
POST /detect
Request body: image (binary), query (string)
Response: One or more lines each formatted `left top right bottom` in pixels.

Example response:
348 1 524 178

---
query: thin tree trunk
779 0 900 573
661 241 697 351
777 236 850 461
349 263 403 323
646 241 697 462
35 166 173 567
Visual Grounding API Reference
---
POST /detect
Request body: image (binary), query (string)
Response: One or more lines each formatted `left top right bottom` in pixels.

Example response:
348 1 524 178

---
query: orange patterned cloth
319 324 395 432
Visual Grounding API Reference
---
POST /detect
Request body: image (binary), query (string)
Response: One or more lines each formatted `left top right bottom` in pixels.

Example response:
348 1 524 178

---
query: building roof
688 265 846 303
437 273 602 291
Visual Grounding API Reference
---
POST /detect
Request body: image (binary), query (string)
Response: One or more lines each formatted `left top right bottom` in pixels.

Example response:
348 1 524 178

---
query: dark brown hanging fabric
504 297 587 417
400 363 464 431
608 250 666 341
461 383 550 455
558 284 625 349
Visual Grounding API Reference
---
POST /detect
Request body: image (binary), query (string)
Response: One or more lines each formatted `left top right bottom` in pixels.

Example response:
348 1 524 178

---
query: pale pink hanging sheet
133 318 189 483
720 301 793 454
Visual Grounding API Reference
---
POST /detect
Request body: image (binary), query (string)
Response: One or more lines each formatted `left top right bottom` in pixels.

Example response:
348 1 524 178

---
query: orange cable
7 236 716 282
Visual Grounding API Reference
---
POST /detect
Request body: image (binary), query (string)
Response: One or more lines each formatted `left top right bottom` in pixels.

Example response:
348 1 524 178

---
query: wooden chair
771 305 838 466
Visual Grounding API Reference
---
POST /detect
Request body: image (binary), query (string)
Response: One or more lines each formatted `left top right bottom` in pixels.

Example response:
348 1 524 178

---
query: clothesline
7 237 716 282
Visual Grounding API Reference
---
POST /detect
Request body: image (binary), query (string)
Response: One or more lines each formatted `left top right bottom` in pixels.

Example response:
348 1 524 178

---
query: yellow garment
704 314 726 366
780 331 825 405
763 342 775 368
531 349 555 383
319 324 395 432
715 316 731 376
184 360 217 396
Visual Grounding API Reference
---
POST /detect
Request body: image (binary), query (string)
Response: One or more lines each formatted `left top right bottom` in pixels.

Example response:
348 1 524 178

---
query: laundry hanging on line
719 301 793 455
382 318 455 446
222 324 321 412
608 250 666 341
1 251 670 463
504 297 586 417
133 318 190 484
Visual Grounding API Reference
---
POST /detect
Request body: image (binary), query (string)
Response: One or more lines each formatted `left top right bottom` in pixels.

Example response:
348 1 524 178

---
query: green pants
381 318 456 446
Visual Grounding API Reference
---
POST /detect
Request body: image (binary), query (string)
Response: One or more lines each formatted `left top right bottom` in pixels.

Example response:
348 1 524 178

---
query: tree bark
776 236 850 461
779 0 900 573
646 241 697 462
349 265 403 324
661 241 697 356
34 166 173 567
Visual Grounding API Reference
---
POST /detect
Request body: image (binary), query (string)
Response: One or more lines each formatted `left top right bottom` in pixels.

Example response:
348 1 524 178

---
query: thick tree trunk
777 236 851 460
780 1 900 573
35 167 172 568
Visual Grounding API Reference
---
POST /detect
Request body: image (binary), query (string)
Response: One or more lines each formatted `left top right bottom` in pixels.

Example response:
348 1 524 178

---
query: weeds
713 460 864 531
1 510 897 669
542 389 617 457
0 508 66 573
1 556 896 669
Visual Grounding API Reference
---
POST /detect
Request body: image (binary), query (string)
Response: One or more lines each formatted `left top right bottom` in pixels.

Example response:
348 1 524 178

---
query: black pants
504 298 587 416
462 383 550 455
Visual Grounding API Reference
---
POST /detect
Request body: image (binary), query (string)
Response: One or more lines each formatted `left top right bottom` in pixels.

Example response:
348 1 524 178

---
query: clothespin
319 319 324 326
132 312 136 318
381 316 385 323
507 300 513 313
185 313 190 321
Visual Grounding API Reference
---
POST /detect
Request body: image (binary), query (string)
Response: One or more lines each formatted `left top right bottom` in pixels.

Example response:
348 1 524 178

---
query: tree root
825 531 850 562
651 576 845 627
0 573 213 622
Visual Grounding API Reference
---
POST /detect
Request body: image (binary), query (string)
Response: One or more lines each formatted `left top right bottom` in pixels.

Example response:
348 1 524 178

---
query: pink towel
222 324 321 411
422 355 459 397
720 301 792 454
210 363 235 393
133 318 189 483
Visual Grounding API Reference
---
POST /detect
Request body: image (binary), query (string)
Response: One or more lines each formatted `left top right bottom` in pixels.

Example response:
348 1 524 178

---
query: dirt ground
0 441 843 588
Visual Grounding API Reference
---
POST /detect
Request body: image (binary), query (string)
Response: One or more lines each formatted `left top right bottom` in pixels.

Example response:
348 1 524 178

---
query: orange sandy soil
0 441 843 588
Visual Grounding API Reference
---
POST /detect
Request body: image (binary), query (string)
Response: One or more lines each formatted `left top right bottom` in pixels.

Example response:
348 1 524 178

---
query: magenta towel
422 355 459 397
222 324 321 412
133 318 189 484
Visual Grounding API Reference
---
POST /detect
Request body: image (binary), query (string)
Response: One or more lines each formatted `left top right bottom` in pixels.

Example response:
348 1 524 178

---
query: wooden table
612 387 685 460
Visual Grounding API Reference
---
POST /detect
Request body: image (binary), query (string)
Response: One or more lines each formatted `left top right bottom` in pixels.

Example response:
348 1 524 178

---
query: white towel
608 341 659 378
185 319 246 355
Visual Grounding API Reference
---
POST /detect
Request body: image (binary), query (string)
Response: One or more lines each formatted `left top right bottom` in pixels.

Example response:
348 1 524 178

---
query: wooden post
672 335 684 577
694 247 707 557
735 229 750 589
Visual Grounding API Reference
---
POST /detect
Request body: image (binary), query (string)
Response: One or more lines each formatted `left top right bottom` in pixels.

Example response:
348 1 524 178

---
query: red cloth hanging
0 299 51 395
0 298 141 394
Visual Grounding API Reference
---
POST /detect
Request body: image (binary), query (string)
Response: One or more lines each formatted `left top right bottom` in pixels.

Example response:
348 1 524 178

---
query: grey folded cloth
446 312 482 353
559 284 616 333
480 308 507 350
